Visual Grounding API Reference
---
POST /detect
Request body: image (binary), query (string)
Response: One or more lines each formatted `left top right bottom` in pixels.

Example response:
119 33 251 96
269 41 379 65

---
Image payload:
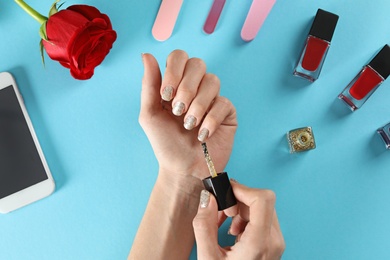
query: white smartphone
0 72 55 213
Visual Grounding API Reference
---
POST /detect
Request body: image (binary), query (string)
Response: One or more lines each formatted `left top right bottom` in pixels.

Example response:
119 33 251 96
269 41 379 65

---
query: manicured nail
184 115 197 130
162 86 173 101
200 190 210 208
172 102 185 116
198 128 209 142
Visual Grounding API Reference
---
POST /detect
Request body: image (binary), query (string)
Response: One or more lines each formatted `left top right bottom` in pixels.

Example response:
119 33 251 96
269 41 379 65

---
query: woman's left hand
139 50 237 180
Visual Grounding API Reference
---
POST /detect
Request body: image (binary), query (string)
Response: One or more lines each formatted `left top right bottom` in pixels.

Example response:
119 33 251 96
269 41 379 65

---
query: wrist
157 167 204 198
154 168 204 227
130 168 204 259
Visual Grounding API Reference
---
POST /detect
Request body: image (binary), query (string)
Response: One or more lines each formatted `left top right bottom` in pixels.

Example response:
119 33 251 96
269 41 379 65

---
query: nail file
152 0 184 41
241 0 276 41
203 0 226 34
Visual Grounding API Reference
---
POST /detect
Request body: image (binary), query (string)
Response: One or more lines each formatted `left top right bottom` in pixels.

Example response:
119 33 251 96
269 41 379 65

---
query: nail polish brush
201 142 218 178
201 142 237 210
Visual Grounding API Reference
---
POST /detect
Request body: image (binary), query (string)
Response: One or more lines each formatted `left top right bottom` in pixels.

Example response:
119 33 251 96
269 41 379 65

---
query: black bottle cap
309 9 339 42
202 172 237 211
368 45 390 79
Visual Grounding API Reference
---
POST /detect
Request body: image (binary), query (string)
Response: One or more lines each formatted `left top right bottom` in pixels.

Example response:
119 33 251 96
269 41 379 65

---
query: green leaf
48 0 60 16
39 21 48 41
57 2 65 10
39 40 45 67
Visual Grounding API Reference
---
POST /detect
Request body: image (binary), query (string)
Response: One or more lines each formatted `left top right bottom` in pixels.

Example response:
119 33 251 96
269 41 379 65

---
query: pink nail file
203 0 226 34
152 0 184 41
241 0 276 41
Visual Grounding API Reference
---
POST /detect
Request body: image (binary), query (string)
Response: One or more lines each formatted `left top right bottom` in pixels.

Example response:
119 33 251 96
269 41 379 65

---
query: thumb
140 53 162 116
193 190 220 259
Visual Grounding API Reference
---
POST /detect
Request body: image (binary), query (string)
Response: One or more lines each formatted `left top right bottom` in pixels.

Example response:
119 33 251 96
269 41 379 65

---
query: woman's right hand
193 181 285 259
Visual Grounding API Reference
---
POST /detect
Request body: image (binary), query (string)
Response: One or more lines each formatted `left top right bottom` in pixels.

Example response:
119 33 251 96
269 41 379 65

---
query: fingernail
198 128 209 142
141 53 145 64
200 190 210 208
162 86 173 101
184 115 197 130
172 102 185 116
230 178 238 183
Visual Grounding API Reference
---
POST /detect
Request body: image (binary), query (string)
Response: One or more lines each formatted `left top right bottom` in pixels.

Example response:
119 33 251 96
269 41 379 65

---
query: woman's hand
139 50 237 180
130 50 238 259
193 181 285 259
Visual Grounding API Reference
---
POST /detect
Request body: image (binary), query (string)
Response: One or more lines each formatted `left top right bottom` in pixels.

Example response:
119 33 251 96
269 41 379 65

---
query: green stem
14 0 48 25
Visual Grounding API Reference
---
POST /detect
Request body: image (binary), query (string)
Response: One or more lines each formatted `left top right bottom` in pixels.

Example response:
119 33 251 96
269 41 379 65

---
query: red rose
43 5 117 80
15 0 117 80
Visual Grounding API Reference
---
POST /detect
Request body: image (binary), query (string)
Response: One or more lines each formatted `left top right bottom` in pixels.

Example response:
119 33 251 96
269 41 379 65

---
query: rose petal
59 61 71 68
68 23 116 66
43 10 89 62
67 5 112 26
70 65 94 80
91 18 107 29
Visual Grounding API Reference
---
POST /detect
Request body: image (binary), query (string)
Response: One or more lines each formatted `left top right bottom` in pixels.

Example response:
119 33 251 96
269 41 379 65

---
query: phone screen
0 85 48 199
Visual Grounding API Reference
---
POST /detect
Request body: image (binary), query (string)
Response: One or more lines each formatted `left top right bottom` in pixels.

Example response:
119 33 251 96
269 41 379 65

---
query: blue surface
1 0 390 259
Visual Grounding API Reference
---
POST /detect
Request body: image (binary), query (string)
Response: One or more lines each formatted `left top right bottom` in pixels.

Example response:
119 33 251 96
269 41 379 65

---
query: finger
197 96 237 142
228 214 248 236
270 225 286 258
272 210 282 235
140 53 162 117
171 57 206 116
230 181 276 239
217 211 228 228
270 210 286 256
235 232 243 243
161 50 188 101
183 73 220 131
193 190 220 259
223 204 238 217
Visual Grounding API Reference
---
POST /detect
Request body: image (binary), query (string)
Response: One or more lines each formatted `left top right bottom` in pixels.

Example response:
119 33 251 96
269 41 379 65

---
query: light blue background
1 0 390 259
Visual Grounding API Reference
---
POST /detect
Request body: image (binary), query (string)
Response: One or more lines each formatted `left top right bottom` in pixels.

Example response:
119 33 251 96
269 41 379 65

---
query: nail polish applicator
201 143 237 210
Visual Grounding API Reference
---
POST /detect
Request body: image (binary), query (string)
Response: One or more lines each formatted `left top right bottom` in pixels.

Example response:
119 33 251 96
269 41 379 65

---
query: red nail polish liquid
294 9 339 82
338 45 390 111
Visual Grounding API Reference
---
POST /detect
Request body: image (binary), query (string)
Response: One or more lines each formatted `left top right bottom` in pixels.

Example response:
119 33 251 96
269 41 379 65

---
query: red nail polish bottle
338 45 390 111
293 9 339 82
